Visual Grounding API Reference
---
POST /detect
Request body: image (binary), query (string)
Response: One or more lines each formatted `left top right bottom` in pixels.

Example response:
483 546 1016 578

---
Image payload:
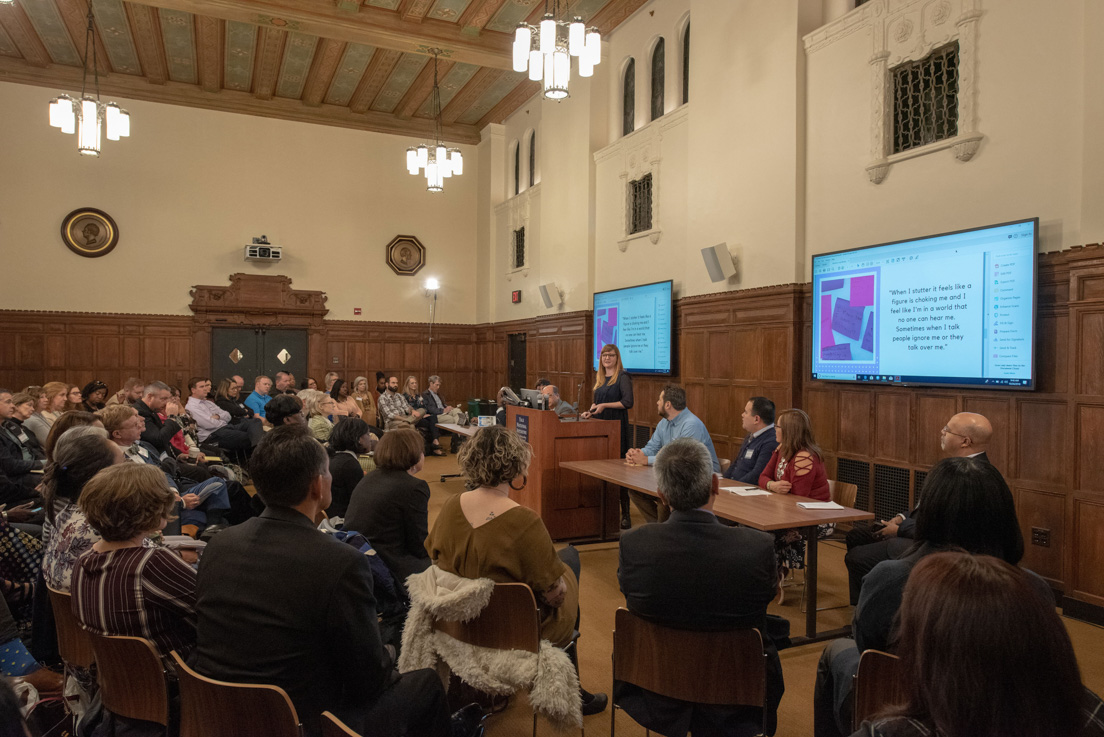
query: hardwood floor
415 454 1104 737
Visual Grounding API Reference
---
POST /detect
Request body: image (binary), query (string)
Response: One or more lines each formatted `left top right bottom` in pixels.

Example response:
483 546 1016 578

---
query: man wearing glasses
843 412 994 605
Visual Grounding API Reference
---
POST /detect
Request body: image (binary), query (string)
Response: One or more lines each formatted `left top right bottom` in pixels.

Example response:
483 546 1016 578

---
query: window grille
891 41 959 154
623 59 635 136
682 24 690 105
629 173 652 234
512 227 525 269
651 38 665 121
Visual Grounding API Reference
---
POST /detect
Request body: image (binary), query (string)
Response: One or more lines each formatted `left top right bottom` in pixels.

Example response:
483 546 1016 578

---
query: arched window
528 130 536 188
682 22 690 104
623 59 635 136
651 38 665 121
513 140 520 196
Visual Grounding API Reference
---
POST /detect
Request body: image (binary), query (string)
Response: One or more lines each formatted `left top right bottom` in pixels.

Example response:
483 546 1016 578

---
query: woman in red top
758 409 830 592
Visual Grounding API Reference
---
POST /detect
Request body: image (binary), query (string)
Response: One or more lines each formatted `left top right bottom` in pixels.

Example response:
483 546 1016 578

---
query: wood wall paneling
1071 495 1104 606
915 395 958 467
1014 486 1066 584
1015 400 1069 486
873 392 910 463
962 397 1012 471
837 390 873 456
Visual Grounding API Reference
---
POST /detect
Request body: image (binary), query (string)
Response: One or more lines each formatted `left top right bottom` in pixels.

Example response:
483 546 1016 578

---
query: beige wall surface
0 80 479 322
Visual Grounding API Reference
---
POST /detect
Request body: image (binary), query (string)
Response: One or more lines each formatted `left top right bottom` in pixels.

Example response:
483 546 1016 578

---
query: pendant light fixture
405 49 462 193
48 2 130 156
512 0 601 100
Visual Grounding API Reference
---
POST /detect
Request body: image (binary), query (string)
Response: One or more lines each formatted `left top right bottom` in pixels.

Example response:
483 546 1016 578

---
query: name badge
17 432 29 444
745 449 754 459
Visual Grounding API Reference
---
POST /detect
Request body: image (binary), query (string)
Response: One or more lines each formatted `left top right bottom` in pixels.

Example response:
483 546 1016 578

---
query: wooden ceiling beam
301 37 344 106
252 26 286 99
400 0 434 24
439 65 501 124
587 0 650 35
0 56 482 143
196 15 223 93
477 77 537 129
458 0 507 35
0 4 52 67
393 56 451 120
348 46 400 113
119 0 514 70
54 0 112 76
126 2 168 84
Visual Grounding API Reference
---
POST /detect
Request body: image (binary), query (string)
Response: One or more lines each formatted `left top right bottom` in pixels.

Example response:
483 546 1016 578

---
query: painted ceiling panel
456 69 524 124
370 52 427 114
275 31 318 99
427 0 474 23
365 0 401 9
18 0 81 66
415 60 477 118
159 8 198 84
224 20 258 91
94 0 142 75
487 0 612 33
325 42 375 106
0 24 19 58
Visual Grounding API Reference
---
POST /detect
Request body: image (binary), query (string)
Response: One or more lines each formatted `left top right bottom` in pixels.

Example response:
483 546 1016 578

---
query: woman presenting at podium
581 344 635 529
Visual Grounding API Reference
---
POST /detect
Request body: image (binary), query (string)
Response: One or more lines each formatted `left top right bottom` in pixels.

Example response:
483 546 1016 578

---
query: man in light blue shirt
626 384 719 523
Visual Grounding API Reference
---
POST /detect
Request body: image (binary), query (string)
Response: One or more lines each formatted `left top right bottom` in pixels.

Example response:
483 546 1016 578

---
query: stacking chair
610 607 767 737
718 458 732 474
90 634 169 729
431 581 579 736
46 586 94 672
321 711 361 737
852 649 904 729
799 479 860 613
170 651 301 737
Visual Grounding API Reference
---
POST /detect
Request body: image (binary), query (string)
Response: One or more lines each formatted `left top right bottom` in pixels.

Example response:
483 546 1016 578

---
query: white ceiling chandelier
48 3 130 156
405 49 462 193
513 0 601 100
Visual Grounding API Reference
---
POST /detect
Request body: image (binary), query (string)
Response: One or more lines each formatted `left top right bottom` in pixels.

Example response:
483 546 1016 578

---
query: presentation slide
593 280 672 374
811 219 1036 389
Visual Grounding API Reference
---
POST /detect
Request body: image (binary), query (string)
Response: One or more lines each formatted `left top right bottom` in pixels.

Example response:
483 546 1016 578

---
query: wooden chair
799 479 860 613
321 711 361 737
46 586 94 671
169 651 301 737
852 650 905 729
719 458 732 474
90 634 169 727
431 582 576 736
610 607 766 737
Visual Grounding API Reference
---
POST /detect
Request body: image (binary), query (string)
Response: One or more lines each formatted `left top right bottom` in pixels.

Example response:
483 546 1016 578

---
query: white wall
0 81 479 322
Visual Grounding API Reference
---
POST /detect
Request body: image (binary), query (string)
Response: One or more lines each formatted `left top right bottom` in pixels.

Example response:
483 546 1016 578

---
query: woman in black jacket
327 417 370 518
214 378 254 421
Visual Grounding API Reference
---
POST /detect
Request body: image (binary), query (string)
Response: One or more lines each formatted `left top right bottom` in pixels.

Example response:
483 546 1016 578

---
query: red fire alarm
353 307 362 315
512 290 522 304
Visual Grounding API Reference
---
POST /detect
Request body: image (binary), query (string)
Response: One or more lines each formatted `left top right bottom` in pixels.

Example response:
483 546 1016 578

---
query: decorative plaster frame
805 0 984 185
495 184 539 281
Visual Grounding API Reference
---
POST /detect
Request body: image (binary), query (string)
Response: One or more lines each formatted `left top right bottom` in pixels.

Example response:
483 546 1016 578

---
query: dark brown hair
44 410 99 460
889 552 1082 737
374 428 423 471
79 464 176 542
775 408 822 461
42 432 118 524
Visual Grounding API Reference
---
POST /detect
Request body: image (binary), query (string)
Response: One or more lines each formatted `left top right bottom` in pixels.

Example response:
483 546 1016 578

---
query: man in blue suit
723 397 778 485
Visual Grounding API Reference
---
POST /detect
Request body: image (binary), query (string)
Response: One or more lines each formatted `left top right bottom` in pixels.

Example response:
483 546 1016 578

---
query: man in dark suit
618 437 783 736
134 381 185 456
722 396 778 485
843 411 994 604
193 424 459 737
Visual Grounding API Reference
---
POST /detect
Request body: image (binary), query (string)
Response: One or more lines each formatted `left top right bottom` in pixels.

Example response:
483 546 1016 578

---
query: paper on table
724 486 771 497
796 501 845 510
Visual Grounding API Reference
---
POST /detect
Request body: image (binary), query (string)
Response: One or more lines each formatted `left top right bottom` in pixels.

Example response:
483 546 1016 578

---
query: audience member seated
331 379 361 420
213 378 255 421
350 376 381 432
344 429 430 592
2 392 45 461
266 393 305 427
759 409 830 589
375 372 387 397
244 375 273 419
63 385 84 412
323 372 340 394
185 377 262 453
71 463 197 672
422 375 466 426
304 391 337 442
105 377 144 406
850 551 1101 737
0 390 46 491
814 456 1028 737
425 425 607 715
618 438 783 736
326 418 371 519
379 375 443 456
24 381 68 445
134 381 187 457
723 397 779 485
79 380 108 412
625 384 720 524
535 378 551 391
43 411 101 461
844 412 994 606
299 376 319 391
273 371 296 396
540 384 574 418
193 424 458 737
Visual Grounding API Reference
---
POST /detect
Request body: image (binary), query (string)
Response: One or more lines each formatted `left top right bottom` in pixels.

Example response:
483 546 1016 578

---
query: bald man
843 412 995 605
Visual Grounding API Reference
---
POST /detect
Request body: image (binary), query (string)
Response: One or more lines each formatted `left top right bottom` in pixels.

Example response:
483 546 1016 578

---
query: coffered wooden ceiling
0 0 646 144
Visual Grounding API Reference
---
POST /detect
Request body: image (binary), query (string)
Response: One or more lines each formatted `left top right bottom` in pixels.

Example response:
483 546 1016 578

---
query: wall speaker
539 283 562 308
701 242 737 283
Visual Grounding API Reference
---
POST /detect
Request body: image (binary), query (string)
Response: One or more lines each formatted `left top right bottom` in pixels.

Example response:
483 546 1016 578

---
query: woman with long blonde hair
24 381 69 445
581 344 635 529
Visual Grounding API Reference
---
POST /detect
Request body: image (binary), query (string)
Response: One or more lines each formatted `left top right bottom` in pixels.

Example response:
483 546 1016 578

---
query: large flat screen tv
811 218 1037 389
592 280 673 374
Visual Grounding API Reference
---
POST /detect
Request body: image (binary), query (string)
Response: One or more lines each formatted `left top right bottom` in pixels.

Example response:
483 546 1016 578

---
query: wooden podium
506 406 621 542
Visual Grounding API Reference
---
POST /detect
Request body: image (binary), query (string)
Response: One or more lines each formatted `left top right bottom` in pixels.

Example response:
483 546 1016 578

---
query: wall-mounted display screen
592 280 673 374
